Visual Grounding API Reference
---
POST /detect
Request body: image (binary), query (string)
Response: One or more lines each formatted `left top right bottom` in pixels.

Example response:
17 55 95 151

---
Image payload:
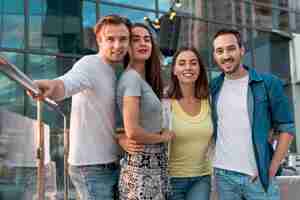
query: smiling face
129 26 152 62
213 33 245 76
96 23 130 65
173 50 200 85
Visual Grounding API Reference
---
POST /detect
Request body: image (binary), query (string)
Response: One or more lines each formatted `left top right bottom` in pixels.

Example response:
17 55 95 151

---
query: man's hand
33 80 56 98
269 132 293 177
116 134 144 154
0 57 9 65
27 79 65 101
269 162 280 178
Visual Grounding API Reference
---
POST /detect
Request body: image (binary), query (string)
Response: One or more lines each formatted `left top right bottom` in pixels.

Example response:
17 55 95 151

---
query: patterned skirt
119 143 169 200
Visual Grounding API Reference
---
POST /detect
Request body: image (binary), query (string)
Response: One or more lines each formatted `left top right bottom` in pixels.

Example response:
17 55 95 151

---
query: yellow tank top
168 99 213 177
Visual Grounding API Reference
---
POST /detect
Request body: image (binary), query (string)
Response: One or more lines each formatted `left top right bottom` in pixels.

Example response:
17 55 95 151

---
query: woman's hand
116 134 144 154
160 131 176 142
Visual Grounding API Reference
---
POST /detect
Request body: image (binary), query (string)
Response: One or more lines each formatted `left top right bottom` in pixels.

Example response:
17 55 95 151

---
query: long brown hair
124 23 163 98
167 46 209 100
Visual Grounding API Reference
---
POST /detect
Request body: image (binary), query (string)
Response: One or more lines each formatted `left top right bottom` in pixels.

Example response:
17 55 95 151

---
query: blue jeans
214 168 280 200
69 163 119 200
170 175 211 200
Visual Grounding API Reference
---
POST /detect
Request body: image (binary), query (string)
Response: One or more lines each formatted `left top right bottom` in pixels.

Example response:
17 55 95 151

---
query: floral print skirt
119 143 169 200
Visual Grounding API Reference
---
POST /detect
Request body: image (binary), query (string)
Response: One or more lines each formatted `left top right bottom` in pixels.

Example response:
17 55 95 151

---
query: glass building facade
0 0 300 199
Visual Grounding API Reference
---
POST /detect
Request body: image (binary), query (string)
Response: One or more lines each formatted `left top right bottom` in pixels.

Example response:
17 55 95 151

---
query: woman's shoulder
119 69 140 83
120 69 142 81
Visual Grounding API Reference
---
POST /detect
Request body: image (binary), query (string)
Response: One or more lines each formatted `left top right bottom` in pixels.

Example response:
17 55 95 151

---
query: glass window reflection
234 1 252 26
25 55 75 127
104 0 155 9
296 13 300 33
159 0 171 11
29 16 43 49
1 15 24 48
173 0 206 18
277 9 290 31
252 31 291 82
83 1 97 52
0 52 24 114
207 0 233 23
3 0 24 14
27 54 57 79
29 0 45 15
253 4 273 29
100 4 155 23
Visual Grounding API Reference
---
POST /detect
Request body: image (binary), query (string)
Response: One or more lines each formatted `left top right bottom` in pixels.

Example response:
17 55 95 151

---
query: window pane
27 54 58 79
254 0 289 8
29 15 43 49
253 31 291 81
207 0 233 23
174 0 206 18
3 0 24 14
242 29 254 67
0 52 24 114
100 4 155 23
278 0 289 7
159 0 171 11
29 0 46 49
253 4 273 29
26 54 59 122
296 13 300 33
104 0 155 9
41 0 82 53
82 0 97 53
60 0 82 53
177 19 209 65
277 9 290 31
25 55 75 127
1 15 24 48
253 0 273 5
234 1 252 26
29 0 45 15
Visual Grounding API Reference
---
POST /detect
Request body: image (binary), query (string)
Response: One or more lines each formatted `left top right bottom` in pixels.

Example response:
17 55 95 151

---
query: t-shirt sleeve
57 57 94 98
120 71 142 97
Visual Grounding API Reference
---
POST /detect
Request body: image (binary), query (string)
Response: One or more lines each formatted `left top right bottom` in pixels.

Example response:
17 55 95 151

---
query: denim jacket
210 65 295 191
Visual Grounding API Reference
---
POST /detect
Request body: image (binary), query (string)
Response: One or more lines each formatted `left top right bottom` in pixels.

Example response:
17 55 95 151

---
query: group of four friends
30 14 295 200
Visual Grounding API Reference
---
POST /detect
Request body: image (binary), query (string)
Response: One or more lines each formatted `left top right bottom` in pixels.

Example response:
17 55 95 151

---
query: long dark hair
167 46 209 100
124 23 163 98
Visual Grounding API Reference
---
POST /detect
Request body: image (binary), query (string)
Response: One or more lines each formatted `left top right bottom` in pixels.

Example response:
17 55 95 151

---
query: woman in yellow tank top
162 47 213 200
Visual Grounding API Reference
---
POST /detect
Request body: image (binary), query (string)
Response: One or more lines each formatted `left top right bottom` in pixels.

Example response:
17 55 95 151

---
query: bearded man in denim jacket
210 28 295 200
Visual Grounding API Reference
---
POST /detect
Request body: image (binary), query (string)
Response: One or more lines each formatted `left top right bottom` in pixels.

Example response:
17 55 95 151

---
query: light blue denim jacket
210 65 295 191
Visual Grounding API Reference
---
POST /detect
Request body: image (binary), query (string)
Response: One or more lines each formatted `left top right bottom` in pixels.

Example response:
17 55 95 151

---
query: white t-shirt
213 75 257 176
58 54 120 166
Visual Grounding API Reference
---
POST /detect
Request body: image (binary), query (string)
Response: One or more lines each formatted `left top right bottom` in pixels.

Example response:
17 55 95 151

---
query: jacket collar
243 65 263 83
211 65 264 94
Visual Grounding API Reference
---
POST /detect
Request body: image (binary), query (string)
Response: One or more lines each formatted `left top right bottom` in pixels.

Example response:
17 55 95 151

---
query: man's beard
221 57 241 75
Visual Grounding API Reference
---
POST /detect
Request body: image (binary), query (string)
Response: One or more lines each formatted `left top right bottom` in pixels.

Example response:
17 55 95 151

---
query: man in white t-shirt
210 29 295 200
32 15 131 200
